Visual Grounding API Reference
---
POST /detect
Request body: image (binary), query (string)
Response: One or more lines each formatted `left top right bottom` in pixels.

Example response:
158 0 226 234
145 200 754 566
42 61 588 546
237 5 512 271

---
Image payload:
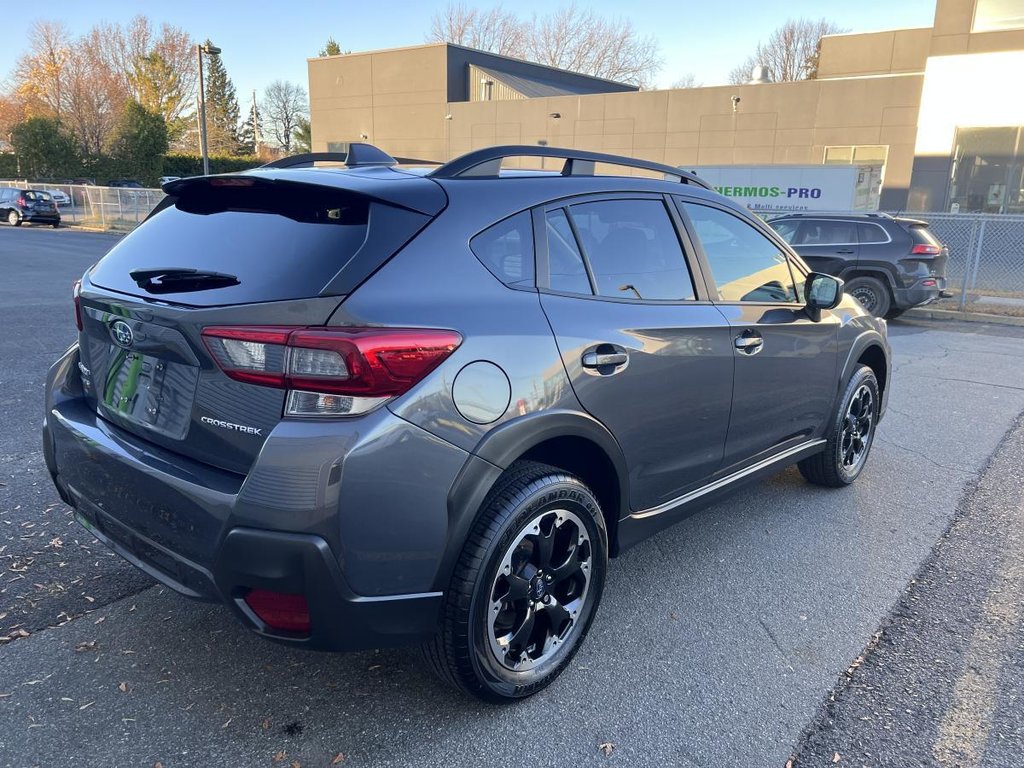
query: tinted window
87 184 401 307
794 219 856 245
470 211 535 288
545 209 592 295
24 190 51 201
568 199 694 301
771 219 799 243
683 203 798 303
857 222 888 244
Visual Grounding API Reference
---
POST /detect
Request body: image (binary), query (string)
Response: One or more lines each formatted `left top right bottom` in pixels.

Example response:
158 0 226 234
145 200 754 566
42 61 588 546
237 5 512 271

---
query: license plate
97 348 198 440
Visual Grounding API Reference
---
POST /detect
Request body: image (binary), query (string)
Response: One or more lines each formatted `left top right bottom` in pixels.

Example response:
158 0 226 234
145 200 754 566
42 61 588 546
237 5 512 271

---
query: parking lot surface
2 226 1023 767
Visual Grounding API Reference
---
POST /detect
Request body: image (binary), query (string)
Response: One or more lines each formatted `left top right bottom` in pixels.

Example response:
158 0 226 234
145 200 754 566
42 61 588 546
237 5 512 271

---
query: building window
824 145 889 166
973 0 1024 32
949 126 1024 213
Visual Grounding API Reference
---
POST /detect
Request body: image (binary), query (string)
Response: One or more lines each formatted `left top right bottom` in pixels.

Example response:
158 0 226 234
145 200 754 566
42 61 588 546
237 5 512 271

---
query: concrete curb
903 307 1024 327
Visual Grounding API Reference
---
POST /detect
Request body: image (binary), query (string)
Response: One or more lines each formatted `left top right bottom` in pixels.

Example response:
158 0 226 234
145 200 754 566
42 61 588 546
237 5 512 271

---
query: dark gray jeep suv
44 145 890 701
769 212 948 318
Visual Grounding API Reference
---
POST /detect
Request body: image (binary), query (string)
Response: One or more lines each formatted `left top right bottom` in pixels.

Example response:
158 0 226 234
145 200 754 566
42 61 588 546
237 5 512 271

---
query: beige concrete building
309 0 1024 212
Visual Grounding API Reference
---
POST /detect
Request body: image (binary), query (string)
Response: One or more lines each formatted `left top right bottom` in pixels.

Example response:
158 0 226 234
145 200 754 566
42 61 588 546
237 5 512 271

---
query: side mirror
804 272 844 320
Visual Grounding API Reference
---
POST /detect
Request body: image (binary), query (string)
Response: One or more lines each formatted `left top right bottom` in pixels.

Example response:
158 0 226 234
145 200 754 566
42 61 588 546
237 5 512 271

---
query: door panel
540 294 734 510
713 304 838 471
678 201 839 471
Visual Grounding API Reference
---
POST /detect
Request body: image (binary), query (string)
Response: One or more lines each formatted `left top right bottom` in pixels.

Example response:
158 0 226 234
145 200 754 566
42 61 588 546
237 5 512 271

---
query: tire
51 221 60 229
844 276 891 317
422 460 608 702
884 307 906 320
7 210 20 226
799 365 880 487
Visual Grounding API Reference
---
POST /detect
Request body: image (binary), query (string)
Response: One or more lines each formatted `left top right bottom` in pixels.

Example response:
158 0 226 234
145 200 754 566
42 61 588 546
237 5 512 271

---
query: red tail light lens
73 280 83 331
201 326 462 417
17 195 26 207
911 244 941 255
244 589 311 633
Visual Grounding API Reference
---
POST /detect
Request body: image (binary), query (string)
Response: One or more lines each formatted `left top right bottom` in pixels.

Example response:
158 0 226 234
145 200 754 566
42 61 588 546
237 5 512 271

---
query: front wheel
423 461 608 702
799 365 879 487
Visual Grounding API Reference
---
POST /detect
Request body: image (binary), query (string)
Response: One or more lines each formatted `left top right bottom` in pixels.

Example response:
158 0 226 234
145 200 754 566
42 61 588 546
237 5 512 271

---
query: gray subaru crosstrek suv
44 144 890 702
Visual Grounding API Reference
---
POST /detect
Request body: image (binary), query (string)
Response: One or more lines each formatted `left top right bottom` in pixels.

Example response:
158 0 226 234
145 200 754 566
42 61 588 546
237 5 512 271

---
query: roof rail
766 211 894 219
429 145 712 189
260 143 397 169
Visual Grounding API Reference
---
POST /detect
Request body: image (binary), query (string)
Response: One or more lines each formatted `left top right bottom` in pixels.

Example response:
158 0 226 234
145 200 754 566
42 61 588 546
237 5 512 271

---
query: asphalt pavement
1 226 1023 767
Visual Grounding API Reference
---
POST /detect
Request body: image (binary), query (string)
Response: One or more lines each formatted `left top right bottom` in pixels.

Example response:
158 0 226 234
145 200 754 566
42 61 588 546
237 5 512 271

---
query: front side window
682 202 798 304
567 199 695 301
470 211 535 288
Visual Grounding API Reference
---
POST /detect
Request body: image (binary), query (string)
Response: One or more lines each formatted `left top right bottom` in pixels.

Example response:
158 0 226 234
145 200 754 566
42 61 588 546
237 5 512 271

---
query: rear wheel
844 276 891 317
7 210 20 226
423 461 608 702
51 221 60 229
799 365 879 487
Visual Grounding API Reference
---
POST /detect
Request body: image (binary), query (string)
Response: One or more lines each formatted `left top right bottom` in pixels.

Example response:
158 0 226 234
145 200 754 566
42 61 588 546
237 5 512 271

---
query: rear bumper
44 345 466 652
22 210 60 223
893 277 946 309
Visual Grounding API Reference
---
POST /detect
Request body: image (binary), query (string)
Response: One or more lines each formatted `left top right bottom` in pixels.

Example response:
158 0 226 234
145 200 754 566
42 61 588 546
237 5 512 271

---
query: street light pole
195 42 221 176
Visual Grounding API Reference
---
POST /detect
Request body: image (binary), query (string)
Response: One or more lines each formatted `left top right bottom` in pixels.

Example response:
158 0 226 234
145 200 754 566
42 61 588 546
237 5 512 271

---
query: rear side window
857 223 888 244
683 202 798 303
545 209 593 295
793 219 856 245
567 199 695 301
470 211 535 289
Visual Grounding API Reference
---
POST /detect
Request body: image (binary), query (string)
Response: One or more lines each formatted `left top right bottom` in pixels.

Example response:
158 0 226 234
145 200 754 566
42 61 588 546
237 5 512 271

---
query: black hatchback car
45 145 890 701
769 213 947 318
0 187 61 227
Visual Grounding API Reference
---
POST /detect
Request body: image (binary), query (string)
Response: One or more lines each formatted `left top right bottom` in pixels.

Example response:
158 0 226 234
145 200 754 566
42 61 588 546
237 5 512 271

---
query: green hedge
0 152 261 185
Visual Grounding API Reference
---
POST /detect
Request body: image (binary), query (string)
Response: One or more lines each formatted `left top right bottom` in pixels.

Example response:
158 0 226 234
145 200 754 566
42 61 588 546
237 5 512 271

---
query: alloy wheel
841 384 875 470
487 508 593 671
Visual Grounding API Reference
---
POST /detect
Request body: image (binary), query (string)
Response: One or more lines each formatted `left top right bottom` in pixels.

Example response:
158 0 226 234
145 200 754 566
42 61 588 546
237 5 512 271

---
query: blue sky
0 0 937 100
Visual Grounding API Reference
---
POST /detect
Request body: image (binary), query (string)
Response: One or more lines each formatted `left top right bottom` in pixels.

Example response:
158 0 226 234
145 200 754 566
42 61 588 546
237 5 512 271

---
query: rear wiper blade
129 267 240 293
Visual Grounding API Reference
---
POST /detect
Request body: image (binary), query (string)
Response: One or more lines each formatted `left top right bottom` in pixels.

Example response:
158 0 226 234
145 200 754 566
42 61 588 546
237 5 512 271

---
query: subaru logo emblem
110 320 134 348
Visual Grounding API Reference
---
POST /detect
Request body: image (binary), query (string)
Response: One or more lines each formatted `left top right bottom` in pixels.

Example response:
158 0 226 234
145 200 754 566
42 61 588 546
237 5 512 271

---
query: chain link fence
0 180 164 231
895 212 1024 315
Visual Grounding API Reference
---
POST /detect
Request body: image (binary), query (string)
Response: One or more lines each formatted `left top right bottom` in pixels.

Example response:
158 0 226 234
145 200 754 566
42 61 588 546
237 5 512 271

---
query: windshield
24 191 52 201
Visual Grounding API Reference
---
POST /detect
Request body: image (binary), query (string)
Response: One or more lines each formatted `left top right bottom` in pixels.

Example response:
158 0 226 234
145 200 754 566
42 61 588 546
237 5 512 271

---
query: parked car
49 189 71 206
0 187 60 227
108 179 144 188
768 212 948 318
44 144 890 702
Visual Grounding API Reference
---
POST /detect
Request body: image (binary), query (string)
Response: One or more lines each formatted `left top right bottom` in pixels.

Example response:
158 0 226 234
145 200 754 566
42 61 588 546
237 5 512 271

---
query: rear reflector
201 326 462 416
911 244 941 255
244 589 311 633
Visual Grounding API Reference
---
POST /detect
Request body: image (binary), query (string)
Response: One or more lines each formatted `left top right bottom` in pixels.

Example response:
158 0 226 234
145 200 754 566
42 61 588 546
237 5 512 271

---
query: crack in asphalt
874 436 980 477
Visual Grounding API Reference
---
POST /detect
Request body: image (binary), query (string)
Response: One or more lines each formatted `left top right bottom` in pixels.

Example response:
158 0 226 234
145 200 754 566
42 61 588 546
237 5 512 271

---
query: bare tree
671 73 701 89
428 4 526 57
428 3 661 88
728 18 846 84
261 81 308 154
527 4 661 88
13 21 72 118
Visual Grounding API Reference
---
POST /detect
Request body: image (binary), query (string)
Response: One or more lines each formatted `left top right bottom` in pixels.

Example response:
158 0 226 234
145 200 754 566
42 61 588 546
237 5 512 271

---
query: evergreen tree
105 100 168 185
319 38 342 56
202 40 241 155
10 116 81 179
292 116 311 154
237 98 263 155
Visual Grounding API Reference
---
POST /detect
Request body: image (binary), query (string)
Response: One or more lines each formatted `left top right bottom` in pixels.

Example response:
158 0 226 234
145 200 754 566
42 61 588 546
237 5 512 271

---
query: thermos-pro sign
688 165 882 212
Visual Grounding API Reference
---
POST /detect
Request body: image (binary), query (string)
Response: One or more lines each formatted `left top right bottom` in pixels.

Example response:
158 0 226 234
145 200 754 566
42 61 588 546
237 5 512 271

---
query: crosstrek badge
200 416 262 436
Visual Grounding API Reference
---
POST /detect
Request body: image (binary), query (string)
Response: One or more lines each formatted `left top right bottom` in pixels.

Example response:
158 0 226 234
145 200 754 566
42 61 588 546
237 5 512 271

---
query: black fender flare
840 262 899 292
433 410 630 592
834 328 890 418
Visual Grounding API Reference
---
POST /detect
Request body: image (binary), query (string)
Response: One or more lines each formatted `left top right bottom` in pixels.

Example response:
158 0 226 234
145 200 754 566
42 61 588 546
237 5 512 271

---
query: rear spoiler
162 168 447 217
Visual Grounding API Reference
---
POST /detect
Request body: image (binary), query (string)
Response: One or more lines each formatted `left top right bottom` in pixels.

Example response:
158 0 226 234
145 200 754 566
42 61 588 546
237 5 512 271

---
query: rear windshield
88 184 374 306
25 191 51 201
902 221 941 247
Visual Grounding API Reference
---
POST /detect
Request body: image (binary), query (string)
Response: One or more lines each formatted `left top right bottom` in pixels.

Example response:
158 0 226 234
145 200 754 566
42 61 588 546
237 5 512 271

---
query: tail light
17 195 27 207
910 244 941 255
244 589 311 633
201 326 462 417
73 280 83 331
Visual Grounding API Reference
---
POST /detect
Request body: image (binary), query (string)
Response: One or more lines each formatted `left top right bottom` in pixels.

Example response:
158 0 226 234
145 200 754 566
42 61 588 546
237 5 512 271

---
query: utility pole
252 89 260 155
195 42 222 176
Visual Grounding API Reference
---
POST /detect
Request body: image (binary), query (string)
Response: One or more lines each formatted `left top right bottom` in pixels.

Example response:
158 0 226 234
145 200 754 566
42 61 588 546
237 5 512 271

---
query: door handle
836 249 855 254
734 331 764 355
582 351 629 368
